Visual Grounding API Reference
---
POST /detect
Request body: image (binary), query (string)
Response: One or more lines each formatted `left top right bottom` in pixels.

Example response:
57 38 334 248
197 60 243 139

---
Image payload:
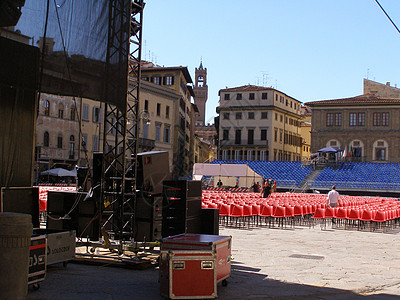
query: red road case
160 250 217 299
161 234 232 284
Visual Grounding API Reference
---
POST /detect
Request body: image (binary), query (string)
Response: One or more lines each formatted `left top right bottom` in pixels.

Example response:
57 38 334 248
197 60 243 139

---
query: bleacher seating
207 160 400 191
211 160 313 187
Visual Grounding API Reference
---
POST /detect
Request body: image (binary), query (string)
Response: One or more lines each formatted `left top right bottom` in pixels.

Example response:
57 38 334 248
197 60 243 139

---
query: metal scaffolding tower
100 0 144 242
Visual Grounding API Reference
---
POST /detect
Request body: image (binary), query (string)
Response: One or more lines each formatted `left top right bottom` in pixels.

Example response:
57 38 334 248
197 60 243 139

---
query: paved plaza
28 223 400 299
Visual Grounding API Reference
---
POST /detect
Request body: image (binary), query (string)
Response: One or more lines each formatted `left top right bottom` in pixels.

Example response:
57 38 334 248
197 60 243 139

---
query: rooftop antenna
261 71 269 87
144 40 147 61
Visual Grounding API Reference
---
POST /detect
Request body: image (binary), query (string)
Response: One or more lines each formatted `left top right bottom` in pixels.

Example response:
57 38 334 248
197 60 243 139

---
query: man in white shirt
327 185 339 207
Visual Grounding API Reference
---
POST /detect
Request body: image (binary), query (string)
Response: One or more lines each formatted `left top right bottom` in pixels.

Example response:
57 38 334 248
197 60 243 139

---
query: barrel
0 212 33 300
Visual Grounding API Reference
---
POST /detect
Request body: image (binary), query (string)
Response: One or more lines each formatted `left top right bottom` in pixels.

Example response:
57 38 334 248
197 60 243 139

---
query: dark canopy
317 147 342 153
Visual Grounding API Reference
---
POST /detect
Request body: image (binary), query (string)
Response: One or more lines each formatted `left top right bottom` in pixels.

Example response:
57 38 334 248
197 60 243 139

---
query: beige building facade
217 85 303 161
307 94 400 162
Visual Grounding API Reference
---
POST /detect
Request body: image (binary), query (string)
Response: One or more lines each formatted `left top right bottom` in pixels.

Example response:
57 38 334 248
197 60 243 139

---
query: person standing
326 185 339 207
260 181 271 198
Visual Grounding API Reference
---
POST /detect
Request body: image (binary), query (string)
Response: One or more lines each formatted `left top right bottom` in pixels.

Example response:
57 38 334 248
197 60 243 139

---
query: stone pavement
28 223 400 299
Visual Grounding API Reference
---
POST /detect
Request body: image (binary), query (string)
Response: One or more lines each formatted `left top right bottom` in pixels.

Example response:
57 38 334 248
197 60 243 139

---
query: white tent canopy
193 163 263 188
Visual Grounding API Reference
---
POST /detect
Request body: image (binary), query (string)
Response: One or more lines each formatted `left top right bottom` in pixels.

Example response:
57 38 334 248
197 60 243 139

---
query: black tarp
0 37 39 187
15 0 130 111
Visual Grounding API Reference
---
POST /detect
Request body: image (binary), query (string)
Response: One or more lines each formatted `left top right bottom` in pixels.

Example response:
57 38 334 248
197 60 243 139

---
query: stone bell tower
193 60 208 126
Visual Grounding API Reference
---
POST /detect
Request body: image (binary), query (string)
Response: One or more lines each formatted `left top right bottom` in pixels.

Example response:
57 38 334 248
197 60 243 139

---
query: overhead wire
374 0 400 35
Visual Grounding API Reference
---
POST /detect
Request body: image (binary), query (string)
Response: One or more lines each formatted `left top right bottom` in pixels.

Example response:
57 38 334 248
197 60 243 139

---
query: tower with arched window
193 60 208 126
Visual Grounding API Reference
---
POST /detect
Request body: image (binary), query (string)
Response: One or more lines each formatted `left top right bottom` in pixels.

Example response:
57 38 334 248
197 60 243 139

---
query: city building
216 85 303 161
300 105 312 161
141 63 196 178
306 88 400 162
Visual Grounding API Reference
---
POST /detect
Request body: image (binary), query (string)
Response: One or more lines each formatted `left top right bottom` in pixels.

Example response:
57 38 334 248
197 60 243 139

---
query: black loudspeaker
46 191 99 240
0 187 40 229
162 180 202 237
201 208 219 235
134 192 162 242
137 151 170 194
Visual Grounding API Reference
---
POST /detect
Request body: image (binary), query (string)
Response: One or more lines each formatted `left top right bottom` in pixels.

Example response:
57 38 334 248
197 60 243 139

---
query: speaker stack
162 180 202 238
134 191 162 242
46 191 99 240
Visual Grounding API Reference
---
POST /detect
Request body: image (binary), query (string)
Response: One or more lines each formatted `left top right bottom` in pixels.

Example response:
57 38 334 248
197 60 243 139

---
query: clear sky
142 0 400 124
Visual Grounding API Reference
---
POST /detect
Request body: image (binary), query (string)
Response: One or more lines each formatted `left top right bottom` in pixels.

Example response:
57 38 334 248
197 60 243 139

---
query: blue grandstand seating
208 160 400 191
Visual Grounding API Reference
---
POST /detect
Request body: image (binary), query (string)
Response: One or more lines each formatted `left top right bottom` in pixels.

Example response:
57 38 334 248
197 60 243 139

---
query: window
142 122 149 139
44 100 50 116
280 115 283 122
376 148 386 161
373 113 381 126
92 135 99 152
83 104 89 121
141 76 149 81
223 113 230 120
81 134 87 150
197 76 204 87
235 112 242 120
279 130 283 142
275 95 278 101
327 113 334 126
358 113 365 126
152 76 162 85
249 93 255 100
155 123 161 141
57 134 63 149
261 112 268 119
382 112 389 126
261 129 267 140
236 93 242 100
70 106 75 120
274 129 278 142
93 107 101 123
335 113 342 126
235 129 241 144
224 94 230 100
223 129 229 140
349 113 357 126
145 100 149 111
248 129 254 145
58 104 64 119
350 113 365 126
290 101 293 108
164 75 174 86
248 112 254 119
69 135 75 158
275 113 278 121
157 103 161 116
43 131 49 147
166 106 170 119
164 126 170 143
262 93 268 99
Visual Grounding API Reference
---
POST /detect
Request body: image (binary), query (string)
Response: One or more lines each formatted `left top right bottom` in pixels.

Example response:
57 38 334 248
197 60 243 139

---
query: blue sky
142 0 400 123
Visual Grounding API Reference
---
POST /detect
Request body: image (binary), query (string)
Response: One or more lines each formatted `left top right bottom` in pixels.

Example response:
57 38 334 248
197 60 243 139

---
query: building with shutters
216 85 303 161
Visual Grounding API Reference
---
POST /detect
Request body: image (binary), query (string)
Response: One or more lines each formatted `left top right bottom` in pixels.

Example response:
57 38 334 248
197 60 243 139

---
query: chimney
386 82 390 86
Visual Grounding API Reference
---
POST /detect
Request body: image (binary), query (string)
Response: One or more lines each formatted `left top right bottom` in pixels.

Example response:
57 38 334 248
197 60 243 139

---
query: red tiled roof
219 85 274 92
306 94 400 106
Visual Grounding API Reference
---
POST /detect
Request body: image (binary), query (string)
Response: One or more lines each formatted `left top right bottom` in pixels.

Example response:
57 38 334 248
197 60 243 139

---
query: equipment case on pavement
160 250 217 299
161 234 232 285
28 235 46 287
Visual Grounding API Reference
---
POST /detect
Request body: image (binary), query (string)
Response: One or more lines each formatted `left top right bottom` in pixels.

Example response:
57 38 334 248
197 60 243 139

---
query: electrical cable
374 0 400 35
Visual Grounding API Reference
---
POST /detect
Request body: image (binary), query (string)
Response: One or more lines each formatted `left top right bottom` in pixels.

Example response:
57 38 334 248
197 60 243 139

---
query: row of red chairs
202 191 400 229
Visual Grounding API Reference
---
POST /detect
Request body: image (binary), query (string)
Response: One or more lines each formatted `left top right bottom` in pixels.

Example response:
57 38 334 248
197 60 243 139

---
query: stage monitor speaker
137 151 170 194
46 191 99 240
0 187 39 229
201 208 219 235
162 180 202 200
